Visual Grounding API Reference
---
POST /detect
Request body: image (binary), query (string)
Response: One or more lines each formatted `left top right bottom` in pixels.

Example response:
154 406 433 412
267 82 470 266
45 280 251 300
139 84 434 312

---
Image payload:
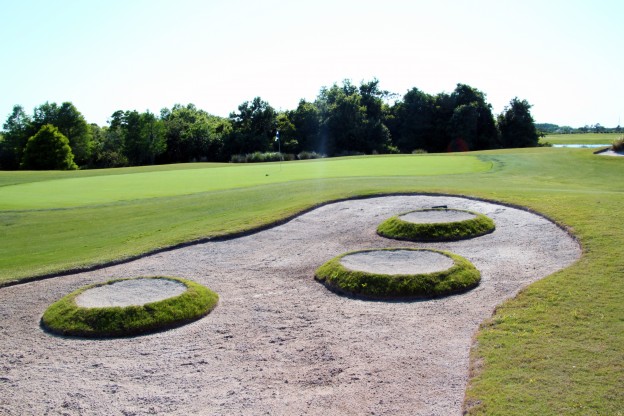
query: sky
1 0 622 128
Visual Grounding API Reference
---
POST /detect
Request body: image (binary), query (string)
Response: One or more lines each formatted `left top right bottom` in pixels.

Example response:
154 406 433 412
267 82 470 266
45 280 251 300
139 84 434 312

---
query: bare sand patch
75 278 188 308
0 195 580 416
340 249 454 275
399 209 476 224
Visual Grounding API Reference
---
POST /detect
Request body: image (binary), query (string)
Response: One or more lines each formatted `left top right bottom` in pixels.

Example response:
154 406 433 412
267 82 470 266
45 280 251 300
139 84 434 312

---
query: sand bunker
340 249 454 275
0 195 581 416
399 209 476 224
75 278 187 308
596 148 624 157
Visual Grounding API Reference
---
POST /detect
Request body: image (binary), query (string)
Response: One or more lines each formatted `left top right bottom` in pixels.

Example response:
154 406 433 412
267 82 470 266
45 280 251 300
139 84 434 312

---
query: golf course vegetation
376 208 495 242
0 146 622 413
315 248 480 299
41 276 219 338
541 132 620 145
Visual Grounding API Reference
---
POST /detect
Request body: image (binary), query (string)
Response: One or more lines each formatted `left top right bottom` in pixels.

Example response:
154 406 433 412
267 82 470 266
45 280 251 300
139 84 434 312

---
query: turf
315 248 480 299
0 154 489 209
1 147 623 413
377 209 495 242
542 132 620 145
41 276 219 338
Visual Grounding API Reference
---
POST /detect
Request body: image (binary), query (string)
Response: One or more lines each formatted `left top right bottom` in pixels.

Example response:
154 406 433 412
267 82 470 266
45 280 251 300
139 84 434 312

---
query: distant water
552 144 610 148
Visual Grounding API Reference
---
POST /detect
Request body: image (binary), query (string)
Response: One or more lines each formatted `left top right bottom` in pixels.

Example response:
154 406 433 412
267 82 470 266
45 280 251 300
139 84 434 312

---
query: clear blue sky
1 0 622 127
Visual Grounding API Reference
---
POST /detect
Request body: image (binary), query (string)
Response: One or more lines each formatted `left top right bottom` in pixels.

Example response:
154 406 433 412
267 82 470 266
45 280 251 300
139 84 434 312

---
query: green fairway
0 154 489 209
0 147 623 414
542 132 620 145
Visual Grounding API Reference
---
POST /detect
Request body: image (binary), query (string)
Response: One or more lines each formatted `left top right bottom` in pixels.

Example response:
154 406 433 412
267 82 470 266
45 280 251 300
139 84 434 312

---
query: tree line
0 80 539 170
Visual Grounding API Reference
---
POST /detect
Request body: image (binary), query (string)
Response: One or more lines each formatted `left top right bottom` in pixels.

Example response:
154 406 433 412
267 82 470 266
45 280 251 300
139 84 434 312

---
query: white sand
339 249 454 275
399 209 477 224
0 195 581 416
75 278 187 308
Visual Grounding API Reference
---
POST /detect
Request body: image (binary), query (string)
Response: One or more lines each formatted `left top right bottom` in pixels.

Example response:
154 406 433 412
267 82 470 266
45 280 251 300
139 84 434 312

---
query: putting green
0 155 490 210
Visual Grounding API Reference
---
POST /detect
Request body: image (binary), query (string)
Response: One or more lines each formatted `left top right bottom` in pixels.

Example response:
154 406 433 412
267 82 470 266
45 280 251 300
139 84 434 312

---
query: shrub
612 136 624 152
297 151 326 160
230 152 294 163
21 124 78 170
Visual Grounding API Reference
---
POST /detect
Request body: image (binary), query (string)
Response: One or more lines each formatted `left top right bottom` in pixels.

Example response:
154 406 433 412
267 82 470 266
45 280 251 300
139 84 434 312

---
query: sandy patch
339 249 454 275
595 148 624 157
399 209 477 224
0 195 580 416
75 278 187 308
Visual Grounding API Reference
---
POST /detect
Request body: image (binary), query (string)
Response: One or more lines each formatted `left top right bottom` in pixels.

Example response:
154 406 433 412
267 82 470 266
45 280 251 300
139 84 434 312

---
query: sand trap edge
315 248 480 301
41 276 219 338
377 208 495 242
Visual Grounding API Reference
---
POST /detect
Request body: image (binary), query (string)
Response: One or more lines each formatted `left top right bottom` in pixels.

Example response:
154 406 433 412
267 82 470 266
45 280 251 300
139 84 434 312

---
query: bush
230 152 294 163
297 151 326 160
20 124 78 170
612 136 624 152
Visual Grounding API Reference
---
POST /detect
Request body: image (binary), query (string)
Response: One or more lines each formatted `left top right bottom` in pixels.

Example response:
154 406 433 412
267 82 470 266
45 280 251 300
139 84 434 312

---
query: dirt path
0 195 580 415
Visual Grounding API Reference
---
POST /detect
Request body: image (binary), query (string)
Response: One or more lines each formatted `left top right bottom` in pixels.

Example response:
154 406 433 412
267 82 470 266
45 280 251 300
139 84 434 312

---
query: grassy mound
315 248 480 300
377 208 495 242
41 276 218 338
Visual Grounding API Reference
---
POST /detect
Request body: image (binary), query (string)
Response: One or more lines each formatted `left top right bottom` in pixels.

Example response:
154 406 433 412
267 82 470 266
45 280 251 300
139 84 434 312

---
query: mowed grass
542 132 620 145
0 154 489 209
1 147 623 414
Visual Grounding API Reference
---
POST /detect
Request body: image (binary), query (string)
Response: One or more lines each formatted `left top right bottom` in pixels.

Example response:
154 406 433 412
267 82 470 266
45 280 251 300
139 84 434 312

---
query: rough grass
376 209 495 242
542 132 620 145
40 276 218 338
315 248 480 299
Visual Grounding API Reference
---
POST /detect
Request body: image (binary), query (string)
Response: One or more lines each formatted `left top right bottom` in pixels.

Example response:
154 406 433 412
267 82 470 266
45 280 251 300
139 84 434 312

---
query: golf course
1 147 622 414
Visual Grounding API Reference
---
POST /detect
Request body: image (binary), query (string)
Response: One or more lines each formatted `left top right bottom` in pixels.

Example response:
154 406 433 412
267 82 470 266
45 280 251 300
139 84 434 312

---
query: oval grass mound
41 276 218 338
315 248 480 300
377 208 495 242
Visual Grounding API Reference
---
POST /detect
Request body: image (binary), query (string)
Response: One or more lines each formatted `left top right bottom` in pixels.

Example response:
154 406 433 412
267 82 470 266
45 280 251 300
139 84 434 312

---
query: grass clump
41 276 218 338
612 136 624 152
315 248 480 300
377 209 495 242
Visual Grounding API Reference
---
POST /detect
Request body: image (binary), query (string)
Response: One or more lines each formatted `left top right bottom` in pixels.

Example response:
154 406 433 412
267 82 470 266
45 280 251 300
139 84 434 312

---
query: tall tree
20 124 77 170
291 99 320 153
390 88 435 153
31 102 93 165
0 105 32 169
109 110 166 166
225 97 276 156
449 84 499 150
160 104 224 163
498 98 539 148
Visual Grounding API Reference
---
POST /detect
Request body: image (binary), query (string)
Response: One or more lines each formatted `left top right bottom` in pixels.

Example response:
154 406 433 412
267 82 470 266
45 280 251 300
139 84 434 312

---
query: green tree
291 99 320 153
20 124 77 170
225 97 277 156
109 110 166 166
31 102 93 165
389 88 435 153
1 105 32 169
160 104 224 163
449 84 499 150
89 123 128 168
497 98 539 148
